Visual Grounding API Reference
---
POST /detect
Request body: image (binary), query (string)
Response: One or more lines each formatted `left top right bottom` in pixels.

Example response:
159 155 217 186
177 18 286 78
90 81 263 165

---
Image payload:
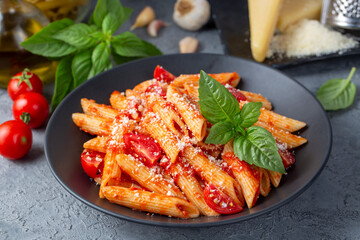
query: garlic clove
179 36 199 53
173 0 211 31
147 20 167 37
130 6 155 30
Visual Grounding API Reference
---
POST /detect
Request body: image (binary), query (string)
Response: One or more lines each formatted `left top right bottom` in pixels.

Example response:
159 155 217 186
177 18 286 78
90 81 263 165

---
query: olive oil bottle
0 0 57 88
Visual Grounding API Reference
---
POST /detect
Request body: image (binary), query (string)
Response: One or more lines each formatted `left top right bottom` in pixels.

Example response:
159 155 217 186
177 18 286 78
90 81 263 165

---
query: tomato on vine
7 69 43 101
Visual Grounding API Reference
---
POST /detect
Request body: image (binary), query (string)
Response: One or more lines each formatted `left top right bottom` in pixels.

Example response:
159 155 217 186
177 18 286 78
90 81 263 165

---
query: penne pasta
83 136 108 153
254 166 271 197
81 98 119 119
167 84 207 141
102 186 200 218
99 148 122 198
110 91 128 111
240 90 272 110
173 72 240 88
268 170 283 188
116 154 185 199
72 113 112 136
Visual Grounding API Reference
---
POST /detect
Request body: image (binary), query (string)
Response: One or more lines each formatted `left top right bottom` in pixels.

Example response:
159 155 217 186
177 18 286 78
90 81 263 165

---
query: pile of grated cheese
267 19 358 58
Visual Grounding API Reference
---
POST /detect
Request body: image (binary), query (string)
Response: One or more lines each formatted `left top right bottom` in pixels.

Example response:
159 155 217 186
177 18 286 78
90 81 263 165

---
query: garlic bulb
179 36 199 53
173 0 210 31
130 6 155 30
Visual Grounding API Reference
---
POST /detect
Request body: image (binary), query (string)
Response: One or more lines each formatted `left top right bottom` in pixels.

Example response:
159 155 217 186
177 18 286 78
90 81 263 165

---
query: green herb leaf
53 23 98 49
72 49 93 89
198 71 240 124
21 18 76 57
233 126 285 173
112 32 162 57
92 42 111 75
205 121 236 144
112 50 141 65
51 55 74 110
93 0 132 29
317 67 357 111
239 102 262 128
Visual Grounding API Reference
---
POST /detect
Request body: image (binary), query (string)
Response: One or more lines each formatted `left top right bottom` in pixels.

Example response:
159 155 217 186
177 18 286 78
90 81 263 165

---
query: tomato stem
20 112 31 125
13 68 33 90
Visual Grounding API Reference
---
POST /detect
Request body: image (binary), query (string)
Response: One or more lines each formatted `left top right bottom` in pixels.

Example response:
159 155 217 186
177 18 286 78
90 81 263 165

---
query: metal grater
321 0 360 29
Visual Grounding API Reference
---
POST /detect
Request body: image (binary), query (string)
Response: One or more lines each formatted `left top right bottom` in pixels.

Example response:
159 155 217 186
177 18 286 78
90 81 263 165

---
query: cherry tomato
145 82 166 98
13 92 49 128
223 84 247 102
123 133 162 167
203 183 243 214
0 120 32 160
80 149 105 179
278 148 295 169
153 65 176 83
7 69 43 101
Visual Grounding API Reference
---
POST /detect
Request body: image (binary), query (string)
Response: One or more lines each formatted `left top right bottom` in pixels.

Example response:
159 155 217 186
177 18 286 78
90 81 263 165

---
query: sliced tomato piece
145 82 166 98
123 133 162 167
153 65 176 83
278 148 295 169
223 84 247 102
203 183 242 214
80 149 105 179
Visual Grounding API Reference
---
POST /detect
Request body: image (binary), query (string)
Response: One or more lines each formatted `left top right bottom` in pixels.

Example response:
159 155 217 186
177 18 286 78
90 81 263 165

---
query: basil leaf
198 70 240 124
51 55 74 110
233 126 285 173
112 50 141 65
92 42 111 75
93 0 132 29
317 67 357 111
53 23 98 49
205 121 236 144
72 49 93 89
112 32 162 57
102 13 119 35
21 18 76 57
239 102 262 128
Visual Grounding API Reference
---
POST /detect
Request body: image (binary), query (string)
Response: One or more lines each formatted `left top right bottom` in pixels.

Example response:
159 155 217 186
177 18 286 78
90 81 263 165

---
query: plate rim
44 53 332 227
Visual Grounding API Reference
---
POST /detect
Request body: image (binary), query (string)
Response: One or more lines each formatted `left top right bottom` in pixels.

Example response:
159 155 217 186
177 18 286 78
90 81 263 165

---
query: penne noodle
141 111 181 163
268 170 282 188
133 79 157 93
222 152 260 209
102 186 200 218
167 84 207 141
99 149 122 198
173 72 240 88
83 136 108 153
110 91 128 111
146 93 189 138
170 161 219 216
254 120 307 149
254 166 271 197
182 146 245 207
72 113 112 136
81 98 119 119
239 101 306 132
240 90 272 110
116 154 186 200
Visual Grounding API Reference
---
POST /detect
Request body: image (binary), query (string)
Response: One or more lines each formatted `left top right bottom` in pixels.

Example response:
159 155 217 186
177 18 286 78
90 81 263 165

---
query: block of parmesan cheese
248 0 283 62
277 0 322 32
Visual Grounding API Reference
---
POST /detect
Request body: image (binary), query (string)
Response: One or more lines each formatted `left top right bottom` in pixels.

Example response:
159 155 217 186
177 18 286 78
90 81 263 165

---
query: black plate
45 53 332 227
209 0 360 68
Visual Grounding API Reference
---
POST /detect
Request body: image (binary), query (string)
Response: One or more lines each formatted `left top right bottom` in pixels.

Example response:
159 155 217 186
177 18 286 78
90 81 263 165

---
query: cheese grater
321 0 360 29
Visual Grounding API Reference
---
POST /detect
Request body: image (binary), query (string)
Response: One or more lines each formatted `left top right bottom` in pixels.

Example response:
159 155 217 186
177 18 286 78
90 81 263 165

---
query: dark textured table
1 1 360 239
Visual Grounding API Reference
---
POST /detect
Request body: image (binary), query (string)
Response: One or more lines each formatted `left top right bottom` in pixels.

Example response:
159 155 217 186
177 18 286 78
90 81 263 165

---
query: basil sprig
199 71 285 173
21 0 161 110
317 67 357 111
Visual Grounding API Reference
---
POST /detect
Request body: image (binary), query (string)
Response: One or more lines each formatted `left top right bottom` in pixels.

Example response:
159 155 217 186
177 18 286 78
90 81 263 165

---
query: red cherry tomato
80 149 105 179
145 82 166 98
223 84 247 102
123 133 162 167
203 183 243 214
13 92 49 128
278 148 295 169
153 65 176 83
7 69 43 101
0 120 32 160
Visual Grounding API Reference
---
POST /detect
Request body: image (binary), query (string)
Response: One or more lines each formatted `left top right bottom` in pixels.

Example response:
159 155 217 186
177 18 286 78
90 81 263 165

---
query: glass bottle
0 0 58 88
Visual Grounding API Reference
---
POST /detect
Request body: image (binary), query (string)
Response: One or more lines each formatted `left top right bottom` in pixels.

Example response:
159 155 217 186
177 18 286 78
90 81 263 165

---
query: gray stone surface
1 0 360 239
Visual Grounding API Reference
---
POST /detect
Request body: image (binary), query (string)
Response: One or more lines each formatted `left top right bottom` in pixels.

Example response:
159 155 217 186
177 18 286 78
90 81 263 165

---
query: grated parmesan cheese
267 19 358 58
